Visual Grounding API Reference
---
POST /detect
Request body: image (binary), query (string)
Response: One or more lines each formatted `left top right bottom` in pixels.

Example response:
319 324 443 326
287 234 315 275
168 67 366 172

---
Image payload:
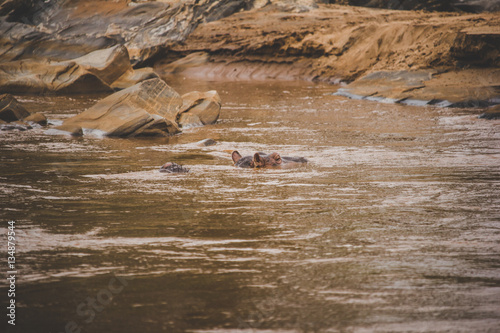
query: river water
1 78 499 333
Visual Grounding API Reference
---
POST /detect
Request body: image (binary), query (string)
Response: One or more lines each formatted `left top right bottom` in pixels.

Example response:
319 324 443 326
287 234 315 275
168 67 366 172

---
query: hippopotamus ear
232 151 242 164
160 162 173 169
253 153 264 167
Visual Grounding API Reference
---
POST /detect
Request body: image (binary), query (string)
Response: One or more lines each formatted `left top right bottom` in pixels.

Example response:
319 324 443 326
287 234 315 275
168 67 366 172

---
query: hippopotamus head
159 162 190 173
253 152 282 167
232 151 282 168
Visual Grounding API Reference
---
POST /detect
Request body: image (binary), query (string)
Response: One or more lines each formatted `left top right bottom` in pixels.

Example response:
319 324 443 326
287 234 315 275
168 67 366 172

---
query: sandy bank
1 0 498 107
158 3 499 106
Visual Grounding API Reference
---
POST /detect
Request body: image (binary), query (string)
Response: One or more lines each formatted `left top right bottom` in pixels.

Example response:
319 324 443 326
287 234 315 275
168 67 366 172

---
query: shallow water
1 78 499 333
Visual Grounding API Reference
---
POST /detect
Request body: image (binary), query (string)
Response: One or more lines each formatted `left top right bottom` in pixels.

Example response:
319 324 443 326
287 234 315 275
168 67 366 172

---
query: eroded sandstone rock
61 78 182 137
0 0 254 67
111 67 159 91
52 124 84 137
24 112 48 126
335 69 500 107
72 45 132 86
325 0 500 12
0 94 31 122
0 45 160 94
0 59 114 95
178 90 221 127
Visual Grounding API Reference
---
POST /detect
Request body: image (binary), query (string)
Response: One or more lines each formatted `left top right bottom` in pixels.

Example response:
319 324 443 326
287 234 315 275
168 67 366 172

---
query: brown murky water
1 78 499 333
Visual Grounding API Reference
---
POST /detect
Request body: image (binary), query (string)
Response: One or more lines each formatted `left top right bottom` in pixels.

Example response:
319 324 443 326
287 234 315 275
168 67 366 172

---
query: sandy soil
156 3 499 105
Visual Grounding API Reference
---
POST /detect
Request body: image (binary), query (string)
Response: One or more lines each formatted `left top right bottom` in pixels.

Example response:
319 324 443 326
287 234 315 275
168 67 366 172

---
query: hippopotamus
231 151 307 168
159 162 190 173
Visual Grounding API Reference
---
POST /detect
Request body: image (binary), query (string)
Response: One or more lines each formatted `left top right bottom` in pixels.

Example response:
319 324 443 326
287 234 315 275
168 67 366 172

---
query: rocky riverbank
161 2 499 106
0 0 499 109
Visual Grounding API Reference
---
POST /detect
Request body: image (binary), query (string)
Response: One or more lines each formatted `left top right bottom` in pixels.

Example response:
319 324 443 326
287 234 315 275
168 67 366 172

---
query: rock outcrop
335 69 500 107
24 112 48 126
0 94 31 122
72 45 133 86
0 59 114 95
60 77 222 137
0 93 48 130
0 45 158 94
1 0 498 106
0 0 254 66
160 3 499 106
325 0 500 12
178 91 221 127
0 0 250 94
111 67 159 91
61 78 183 137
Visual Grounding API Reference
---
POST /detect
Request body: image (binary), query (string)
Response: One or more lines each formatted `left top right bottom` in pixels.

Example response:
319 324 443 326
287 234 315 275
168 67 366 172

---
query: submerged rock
0 93 48 129
478 105 500 120
197 138 217 146
61 78 182 137
52 124 84 137
24 112 48 126
335 69 500 108
327 0 500 12
178 91 221 127
0 94 31 122
0 121 32 131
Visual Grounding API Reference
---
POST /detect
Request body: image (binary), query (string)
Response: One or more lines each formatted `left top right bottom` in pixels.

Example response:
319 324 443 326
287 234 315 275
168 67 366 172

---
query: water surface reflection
1 79 499 332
